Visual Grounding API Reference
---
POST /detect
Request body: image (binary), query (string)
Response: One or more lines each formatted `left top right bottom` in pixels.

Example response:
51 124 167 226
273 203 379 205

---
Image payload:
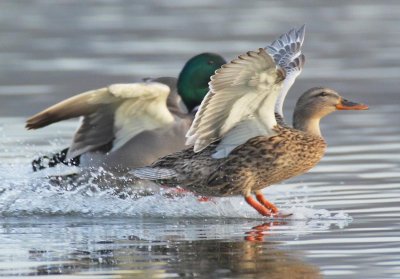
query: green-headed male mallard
26 53 226 172
132 26 368 217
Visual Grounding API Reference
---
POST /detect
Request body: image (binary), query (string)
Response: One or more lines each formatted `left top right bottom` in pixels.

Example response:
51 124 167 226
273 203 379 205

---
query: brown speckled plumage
151 125 326 197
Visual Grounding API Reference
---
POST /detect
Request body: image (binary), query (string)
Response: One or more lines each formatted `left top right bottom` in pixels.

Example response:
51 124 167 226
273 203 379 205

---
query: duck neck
293 114 322 137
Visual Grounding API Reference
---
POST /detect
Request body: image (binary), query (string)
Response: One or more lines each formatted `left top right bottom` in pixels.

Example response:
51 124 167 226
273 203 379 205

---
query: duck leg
255 191 278 213
245 195 273 216
246 192 292 218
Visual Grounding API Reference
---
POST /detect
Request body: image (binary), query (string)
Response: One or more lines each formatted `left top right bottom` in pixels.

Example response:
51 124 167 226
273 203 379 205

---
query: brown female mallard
132 26 368 217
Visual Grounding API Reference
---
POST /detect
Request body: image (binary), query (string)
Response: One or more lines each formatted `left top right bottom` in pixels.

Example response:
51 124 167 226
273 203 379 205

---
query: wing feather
211 25 306 157
25 88 112 130
26 82 174 158
186 48 285 153
111 85 175 151
265 25 306 118
212 118 267 158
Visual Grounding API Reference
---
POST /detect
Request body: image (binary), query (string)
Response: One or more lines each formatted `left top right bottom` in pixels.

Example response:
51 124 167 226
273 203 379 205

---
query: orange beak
335 98 369 110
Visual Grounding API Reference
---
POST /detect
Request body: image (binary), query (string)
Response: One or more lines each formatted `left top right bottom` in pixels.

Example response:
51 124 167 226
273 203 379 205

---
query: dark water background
1 0 400 278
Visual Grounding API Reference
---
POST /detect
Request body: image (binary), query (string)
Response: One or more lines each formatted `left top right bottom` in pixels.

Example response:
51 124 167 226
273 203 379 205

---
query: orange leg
255 191 278 213
245 196 273 216
197 196 212 202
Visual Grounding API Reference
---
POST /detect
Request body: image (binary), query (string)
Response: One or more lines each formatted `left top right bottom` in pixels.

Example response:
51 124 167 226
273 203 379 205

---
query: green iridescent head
177 53 226 112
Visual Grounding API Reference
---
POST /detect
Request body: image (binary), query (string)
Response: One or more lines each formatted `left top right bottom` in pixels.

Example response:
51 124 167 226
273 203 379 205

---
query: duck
132 26 368 217
26 53 226 172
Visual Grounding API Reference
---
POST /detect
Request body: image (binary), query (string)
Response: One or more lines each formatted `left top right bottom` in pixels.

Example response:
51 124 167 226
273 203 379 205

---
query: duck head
177 53 226 112
293 87 368 136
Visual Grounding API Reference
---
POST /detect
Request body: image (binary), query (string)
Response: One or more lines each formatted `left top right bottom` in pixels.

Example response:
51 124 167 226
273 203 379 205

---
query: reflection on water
1 218 324 278
1 0 400 278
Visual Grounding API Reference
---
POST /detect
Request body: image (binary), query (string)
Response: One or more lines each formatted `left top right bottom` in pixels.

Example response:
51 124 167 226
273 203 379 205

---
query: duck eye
208 60 215 65
318 92 328 97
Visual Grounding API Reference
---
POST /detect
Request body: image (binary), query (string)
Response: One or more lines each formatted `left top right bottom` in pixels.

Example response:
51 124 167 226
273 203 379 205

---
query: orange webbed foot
245 196 274 217
245 193 292 218
255 191 278 213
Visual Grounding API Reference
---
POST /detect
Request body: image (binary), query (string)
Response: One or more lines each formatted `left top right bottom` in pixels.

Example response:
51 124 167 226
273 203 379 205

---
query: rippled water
1 0 400 278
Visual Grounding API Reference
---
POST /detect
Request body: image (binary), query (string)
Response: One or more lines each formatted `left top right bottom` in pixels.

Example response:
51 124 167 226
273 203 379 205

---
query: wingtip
297 24 306 44
25 124 34 130
25 113 48 130
25 118 39 130
268 25 306 51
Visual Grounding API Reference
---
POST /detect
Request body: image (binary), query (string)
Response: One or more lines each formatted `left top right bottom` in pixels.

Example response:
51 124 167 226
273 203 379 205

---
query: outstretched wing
108 83 175 152
186 48 285 154
26 82 175 159
265 25 306 119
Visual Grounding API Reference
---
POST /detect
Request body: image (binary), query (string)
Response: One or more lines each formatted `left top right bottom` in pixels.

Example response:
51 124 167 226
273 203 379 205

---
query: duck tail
32 147 81 172
130 167 177 180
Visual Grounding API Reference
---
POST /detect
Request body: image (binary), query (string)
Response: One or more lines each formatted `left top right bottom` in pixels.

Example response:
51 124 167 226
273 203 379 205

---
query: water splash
0 117 353 232
0 161 351 226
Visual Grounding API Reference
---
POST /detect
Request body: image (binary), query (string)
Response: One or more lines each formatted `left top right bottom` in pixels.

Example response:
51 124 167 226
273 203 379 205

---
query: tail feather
130 167 177 180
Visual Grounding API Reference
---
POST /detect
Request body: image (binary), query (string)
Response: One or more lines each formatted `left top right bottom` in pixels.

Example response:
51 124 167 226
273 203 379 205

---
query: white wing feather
26 82 174 158
186 48 285 154
212 118 267 158
265 25 306 118
109 83 174 151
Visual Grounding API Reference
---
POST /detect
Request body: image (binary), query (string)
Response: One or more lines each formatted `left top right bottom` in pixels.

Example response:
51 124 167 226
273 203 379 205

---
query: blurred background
1 0 399 117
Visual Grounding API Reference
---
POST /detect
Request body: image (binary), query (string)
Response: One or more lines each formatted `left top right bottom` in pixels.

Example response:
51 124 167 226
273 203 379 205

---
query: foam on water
0 117 353 226
0 159 352 225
